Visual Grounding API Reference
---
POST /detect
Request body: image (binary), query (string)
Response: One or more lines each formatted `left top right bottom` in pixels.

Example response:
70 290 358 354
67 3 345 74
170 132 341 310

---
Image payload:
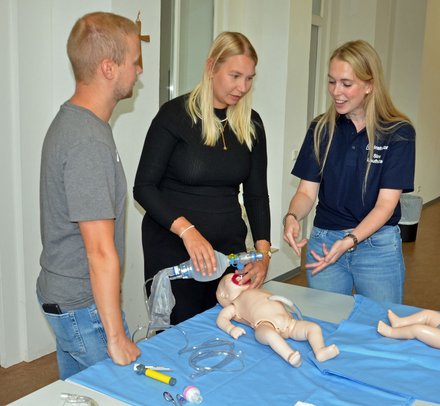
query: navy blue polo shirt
292 115 415 230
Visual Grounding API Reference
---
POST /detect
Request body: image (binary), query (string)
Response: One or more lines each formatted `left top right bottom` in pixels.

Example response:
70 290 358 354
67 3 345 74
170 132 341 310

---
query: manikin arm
216 305 246 339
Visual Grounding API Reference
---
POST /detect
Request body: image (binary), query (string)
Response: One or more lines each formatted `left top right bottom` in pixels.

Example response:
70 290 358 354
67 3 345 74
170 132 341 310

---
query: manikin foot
377 320 393 337
314 344 340 362
287 351 302 367
387 309 401 327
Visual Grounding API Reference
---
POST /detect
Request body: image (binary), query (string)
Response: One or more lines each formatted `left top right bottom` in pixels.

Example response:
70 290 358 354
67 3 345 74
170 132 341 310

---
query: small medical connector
183 386 203 404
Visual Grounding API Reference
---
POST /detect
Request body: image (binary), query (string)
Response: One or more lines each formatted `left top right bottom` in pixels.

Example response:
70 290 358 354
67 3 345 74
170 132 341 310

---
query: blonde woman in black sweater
134 32 271 324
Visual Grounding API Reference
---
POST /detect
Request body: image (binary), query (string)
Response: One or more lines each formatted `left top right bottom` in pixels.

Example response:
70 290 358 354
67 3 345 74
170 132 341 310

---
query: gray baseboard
424 195 440 208
270 266 301 282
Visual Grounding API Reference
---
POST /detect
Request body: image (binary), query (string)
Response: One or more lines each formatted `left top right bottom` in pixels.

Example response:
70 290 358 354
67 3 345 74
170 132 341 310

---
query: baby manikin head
216 273 250 307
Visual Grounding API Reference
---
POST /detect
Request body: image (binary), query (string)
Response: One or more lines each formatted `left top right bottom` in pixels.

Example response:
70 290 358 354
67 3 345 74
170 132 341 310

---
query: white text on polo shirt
366 144 388 164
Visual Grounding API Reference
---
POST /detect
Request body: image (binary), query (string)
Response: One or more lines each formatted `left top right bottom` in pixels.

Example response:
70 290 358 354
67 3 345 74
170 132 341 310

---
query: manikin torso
231 288 293 338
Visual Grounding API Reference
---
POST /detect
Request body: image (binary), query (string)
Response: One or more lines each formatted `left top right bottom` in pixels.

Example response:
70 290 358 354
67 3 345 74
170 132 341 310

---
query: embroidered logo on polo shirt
366 144 388 164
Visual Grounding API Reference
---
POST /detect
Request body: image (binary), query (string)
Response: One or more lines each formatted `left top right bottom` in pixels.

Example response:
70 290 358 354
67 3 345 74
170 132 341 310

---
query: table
8 379 128 405
265 282 434 406
264 280 354 323
10 282 436 406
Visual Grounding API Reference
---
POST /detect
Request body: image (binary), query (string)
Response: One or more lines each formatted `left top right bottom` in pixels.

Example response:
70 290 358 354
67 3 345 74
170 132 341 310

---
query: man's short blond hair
67 11 138 83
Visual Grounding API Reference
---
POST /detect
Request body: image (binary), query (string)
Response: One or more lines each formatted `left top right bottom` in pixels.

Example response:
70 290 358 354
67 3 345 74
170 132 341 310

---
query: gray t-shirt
37 102 127 309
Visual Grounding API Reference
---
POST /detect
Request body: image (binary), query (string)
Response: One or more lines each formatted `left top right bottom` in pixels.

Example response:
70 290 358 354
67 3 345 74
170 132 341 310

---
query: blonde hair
187 32 258 150
67 12 138 83
314 40 411 191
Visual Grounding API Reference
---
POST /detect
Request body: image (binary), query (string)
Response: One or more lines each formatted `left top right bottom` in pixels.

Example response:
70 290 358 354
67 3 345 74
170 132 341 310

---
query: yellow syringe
134 363 176 386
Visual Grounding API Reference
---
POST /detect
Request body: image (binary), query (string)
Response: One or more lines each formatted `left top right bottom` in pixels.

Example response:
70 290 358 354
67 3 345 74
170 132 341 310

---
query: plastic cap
183 386 203 403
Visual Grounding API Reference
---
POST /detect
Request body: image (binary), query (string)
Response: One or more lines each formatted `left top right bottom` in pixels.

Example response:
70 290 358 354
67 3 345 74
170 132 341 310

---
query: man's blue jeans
306 225 405 304
40 302 130 380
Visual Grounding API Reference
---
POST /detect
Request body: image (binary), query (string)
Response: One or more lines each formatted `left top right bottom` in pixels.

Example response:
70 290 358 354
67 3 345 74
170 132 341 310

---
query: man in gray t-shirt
37 12 142 380
38 102 126 309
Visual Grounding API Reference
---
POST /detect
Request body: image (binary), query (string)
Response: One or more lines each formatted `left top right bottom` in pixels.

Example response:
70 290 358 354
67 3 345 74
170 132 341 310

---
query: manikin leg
254 322 302 367
387 309 440 328
377 321 440 349
288 320 339 362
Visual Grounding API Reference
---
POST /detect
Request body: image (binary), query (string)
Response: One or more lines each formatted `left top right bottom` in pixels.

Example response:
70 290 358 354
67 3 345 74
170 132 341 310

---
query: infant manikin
377 308 440 349
215 274 339 367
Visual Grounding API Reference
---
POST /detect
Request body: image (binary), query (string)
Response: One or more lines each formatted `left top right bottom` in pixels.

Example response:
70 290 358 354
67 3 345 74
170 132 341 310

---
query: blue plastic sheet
311 295 440 404
69 304 412 406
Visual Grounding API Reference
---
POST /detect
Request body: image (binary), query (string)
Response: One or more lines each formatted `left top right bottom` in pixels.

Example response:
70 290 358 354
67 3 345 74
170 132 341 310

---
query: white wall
0 0 160 367
415 0 440 203
0 0 26 367
217 0 439 282
178 0 214 95
277 0 315 277
388 0 426 128
214 0 308 280
327 0 435 203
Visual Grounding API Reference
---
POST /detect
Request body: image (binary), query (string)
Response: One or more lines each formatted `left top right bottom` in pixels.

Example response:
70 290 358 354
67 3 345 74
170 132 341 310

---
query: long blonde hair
187 32 258 150
314 40 411 190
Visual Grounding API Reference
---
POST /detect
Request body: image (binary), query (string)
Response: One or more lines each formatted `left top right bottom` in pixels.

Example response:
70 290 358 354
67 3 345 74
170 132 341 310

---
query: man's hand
107 334 140 365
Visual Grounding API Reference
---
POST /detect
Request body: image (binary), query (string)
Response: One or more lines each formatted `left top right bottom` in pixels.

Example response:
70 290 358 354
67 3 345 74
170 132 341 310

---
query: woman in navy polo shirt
283 40 415 304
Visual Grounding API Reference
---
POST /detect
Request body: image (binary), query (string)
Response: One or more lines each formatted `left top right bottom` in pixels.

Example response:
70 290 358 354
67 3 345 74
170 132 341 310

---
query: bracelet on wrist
282 212 298 227
258 249 272 259
342 233 358 252
179 224 195 238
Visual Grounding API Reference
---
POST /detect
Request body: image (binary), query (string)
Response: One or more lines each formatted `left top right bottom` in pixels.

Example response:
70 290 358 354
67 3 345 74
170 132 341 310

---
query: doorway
159 0 214 105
